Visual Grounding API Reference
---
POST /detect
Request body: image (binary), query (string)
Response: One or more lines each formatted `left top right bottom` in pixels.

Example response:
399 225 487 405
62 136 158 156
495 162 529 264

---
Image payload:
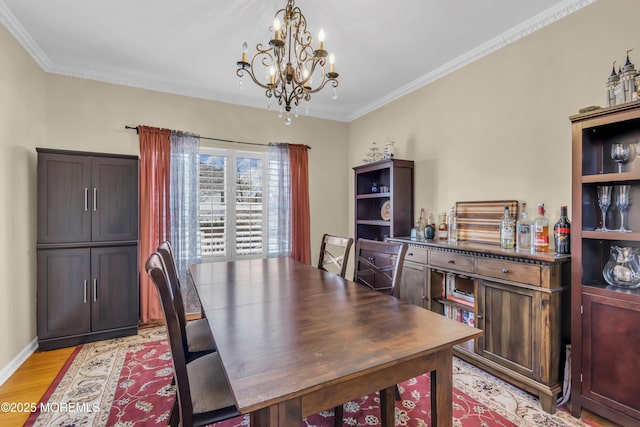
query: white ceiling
0 0 595 122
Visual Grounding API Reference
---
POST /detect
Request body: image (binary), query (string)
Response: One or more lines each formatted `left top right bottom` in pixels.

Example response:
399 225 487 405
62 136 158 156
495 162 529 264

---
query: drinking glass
616 185 632 232
597 185 612 231
611 143 630 173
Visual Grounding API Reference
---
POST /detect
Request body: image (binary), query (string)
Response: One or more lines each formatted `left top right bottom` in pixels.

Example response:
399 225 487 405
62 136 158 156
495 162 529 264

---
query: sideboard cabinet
569 102 640 426
388 238 570 413
37 149 139 350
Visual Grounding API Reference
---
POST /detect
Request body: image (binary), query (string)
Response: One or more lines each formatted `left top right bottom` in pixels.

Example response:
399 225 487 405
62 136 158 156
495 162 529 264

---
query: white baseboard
0 337 38 387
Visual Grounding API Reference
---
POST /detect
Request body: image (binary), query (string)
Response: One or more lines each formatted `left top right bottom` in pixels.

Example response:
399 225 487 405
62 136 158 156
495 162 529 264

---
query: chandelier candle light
236 0 339 125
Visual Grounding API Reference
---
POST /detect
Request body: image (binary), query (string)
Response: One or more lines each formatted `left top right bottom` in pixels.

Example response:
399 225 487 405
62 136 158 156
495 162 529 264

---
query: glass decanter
602 246 640 288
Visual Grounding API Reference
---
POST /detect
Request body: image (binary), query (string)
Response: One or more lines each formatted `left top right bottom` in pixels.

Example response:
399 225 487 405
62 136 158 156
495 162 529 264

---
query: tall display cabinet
570 102 640 426
353 158 414 242
37 148 139 350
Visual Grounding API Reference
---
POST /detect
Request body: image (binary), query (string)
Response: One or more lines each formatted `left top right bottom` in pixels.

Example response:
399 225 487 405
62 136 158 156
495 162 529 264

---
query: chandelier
236 0 339 125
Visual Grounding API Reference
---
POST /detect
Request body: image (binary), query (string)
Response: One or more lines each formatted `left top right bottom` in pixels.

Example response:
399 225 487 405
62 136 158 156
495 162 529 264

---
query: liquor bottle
554 205 571 254
448 206 458 243
499 205 515 249
425 213 436 240
438 212 448 241
516 202 533 251
411 219 423 240
533 203 549 252
418 208 426 232
411 219 420 241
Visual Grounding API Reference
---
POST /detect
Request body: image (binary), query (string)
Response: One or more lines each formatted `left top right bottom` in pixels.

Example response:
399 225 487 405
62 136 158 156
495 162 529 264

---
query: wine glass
616 185 632 232
597 185 612 231
611 143 630 173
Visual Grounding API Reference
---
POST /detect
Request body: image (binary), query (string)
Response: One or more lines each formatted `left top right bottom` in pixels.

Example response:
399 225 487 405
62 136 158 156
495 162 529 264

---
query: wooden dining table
190 257 482 427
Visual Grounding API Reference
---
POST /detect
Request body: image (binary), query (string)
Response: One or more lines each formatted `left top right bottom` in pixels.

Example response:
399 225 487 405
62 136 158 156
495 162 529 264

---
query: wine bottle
500 205 515 249
533 203 549 252
554 205 571 254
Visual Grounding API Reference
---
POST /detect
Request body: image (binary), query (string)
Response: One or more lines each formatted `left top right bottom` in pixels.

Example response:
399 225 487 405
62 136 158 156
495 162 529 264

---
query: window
198 148 267 260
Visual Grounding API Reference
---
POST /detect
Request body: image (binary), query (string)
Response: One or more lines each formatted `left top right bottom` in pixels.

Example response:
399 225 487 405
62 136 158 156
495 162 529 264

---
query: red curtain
289 144 311 264
138 125 171 322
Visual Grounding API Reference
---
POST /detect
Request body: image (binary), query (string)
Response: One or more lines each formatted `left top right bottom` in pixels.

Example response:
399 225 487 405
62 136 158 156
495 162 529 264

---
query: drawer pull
408 252 414 256
448 260 455 264
501 268 509 274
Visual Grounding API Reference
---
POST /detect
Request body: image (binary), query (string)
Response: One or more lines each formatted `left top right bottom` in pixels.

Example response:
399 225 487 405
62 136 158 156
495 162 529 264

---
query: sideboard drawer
430 250 474 273
405 246 428 264
476 258 541 286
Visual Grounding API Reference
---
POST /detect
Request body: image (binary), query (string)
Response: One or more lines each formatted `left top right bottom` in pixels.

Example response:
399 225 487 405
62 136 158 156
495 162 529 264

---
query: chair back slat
158 241 189 355
317 234 354 278
353 238 408 297
158 241 188 336
145 253 194 427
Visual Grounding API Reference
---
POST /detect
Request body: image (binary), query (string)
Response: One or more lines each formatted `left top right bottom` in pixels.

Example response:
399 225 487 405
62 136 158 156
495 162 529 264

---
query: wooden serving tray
455 200 518 245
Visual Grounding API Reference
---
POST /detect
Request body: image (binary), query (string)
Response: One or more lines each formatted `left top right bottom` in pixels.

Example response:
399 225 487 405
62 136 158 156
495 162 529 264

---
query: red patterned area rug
25 329 598 427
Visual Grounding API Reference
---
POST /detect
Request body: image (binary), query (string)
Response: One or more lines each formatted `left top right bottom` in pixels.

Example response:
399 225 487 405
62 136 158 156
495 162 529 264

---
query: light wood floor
0 335 622 427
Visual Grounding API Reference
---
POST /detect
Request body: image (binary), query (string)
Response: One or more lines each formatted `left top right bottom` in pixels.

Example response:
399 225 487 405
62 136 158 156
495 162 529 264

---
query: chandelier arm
303 78 338 95
237 67 272 91
298 57 326 88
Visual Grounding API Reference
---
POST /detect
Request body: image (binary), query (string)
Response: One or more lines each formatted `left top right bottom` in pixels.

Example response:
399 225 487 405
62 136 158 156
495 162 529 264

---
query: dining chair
334 238 408 427
158 241 216 362
317 233 354 278
352 238 408 297
145 252 240 427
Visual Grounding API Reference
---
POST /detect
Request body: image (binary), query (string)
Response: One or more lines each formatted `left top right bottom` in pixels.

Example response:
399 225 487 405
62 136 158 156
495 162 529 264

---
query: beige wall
0 24 46 377
349 0 640 235
0 29 349 374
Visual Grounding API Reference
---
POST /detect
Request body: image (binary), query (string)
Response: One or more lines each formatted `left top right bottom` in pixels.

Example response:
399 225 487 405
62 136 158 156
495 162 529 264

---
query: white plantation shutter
199 154 227 257
235 157 264 255
199 148 267 260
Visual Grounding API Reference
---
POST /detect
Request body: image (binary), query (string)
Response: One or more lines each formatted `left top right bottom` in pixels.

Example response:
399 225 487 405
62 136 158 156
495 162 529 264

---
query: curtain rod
124 126 310 150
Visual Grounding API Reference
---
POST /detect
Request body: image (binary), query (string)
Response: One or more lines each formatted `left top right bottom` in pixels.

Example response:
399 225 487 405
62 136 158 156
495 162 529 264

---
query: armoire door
91 157 138 242
37 248 91 339
91 246 139 332
37 153 91 243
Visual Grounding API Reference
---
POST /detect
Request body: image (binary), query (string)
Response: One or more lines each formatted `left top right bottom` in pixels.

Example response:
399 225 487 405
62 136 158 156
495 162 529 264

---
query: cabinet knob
501 268 508 274
477 314 483 320
408 252 414 257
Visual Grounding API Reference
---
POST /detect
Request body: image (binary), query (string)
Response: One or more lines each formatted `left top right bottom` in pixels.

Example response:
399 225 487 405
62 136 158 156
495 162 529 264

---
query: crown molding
0 0 596 123
0 0 52 69
346 0 598 122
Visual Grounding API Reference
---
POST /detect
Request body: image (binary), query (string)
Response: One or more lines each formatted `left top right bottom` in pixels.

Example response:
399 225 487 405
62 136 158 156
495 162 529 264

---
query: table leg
251 399 302 427
430 347 453 427
380 386 395 427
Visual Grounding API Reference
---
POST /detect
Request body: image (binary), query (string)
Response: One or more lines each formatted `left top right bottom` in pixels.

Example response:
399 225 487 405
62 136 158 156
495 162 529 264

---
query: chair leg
395 384 401 401
169 398 179 427
334 404 343 427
